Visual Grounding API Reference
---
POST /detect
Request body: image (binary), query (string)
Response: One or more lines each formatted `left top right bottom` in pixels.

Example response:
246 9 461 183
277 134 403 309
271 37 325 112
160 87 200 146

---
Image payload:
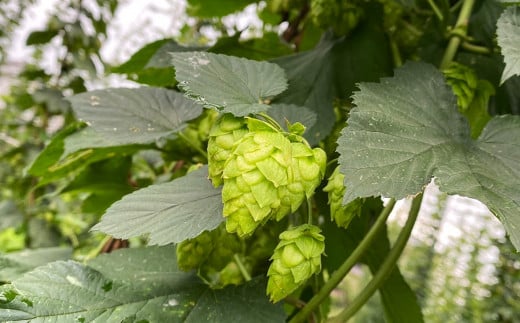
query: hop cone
207 113 248 187
443 62 478 110
222 118 293 236
267 224 325 302
272 142 327 221
176 229 214 271
222 118 327 236
310 0 364 36
323 166 362 228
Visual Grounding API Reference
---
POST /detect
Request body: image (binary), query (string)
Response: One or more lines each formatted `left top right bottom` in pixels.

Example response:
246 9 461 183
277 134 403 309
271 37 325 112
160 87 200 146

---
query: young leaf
172 52 288 116
68 87 203 145
0 246 285 323
337 62 520 250
497 6 520 84
92 166 224 245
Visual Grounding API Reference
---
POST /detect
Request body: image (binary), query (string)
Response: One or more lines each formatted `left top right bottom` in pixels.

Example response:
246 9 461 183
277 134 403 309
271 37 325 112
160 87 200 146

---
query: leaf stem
428 0 444 21
327 193 423 323
440 0 476 69
289 199 397 323
460 41 492 55
178 132 208 159
234 254 251 282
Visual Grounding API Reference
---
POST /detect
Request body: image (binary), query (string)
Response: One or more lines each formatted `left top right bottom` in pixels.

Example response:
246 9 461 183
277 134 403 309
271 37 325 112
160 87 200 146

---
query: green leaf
92 166 224 245
0 246 285 322
172 52 288 116
274 18 392 144
0 247 72 283
68 87 203 145
61 157 134 214
28 124 147 186
111 39 204 87
497 6 520 84
25 29 59 45
209 32 293 61
337 62 520 250
186 0 256 17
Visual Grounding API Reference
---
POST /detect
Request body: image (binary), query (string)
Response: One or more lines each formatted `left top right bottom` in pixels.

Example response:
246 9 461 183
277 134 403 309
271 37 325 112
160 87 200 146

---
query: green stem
178 132 208 159
257 112 284 132
440 0 476 69
428 0 444 21
460 41 492 55
234 254 251 281
390 38 403 68
289 199 397 323
328 193 423 323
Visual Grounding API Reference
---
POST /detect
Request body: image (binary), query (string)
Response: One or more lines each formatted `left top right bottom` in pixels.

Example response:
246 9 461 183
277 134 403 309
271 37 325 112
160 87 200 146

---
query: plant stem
428 0 444 21
307 198 313 225
461 41 492 55
328 193 423 323
178 132 208 159
440 0 476 69
289 199 397 323
234 254 251 281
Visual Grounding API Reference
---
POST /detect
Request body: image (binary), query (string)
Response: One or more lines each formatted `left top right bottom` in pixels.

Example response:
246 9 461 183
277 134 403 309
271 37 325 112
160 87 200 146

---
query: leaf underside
92 166 224 245
497 6 520 84
68 87 203 145
172 51 288 116
338 62 520 250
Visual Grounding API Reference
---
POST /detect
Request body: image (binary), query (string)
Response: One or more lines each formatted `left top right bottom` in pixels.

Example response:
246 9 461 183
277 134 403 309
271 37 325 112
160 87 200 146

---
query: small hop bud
267 224 325 302
176 230 214 271
323 166 362 228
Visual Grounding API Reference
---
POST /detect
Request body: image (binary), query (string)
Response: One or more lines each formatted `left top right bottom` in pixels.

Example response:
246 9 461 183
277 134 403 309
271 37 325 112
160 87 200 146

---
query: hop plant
267 224 325 302
207 113 248 187
310 0 364 36
323 166 362 228
222 117 326 237
443 62 478 111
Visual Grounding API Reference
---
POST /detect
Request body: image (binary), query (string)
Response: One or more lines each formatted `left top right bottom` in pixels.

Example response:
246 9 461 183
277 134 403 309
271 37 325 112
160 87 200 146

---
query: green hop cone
176 229 214 271
310 0 364 36
273 142 327 220
222 118 293 236
443 62 478 111
267 224 325 302
222 118 327 236
323 166 362 228
207 113 248 187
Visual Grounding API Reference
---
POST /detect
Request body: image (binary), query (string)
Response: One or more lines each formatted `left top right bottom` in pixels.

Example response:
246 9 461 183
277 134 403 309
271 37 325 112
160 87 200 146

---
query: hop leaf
207 113 248 187
267 224 325 302
323 166 363 228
